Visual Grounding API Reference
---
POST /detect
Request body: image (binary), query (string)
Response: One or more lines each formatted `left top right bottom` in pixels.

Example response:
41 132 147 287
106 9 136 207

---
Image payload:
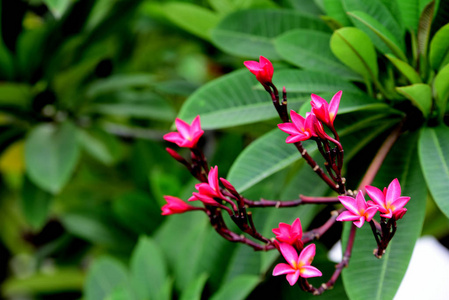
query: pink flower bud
161 196 197 215
243 56 274 85
310 91 342 128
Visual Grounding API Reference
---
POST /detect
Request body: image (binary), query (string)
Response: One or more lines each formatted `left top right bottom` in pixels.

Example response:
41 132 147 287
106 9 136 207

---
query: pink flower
189 166 226 206
272 218 303 250
273 243 322 286
337 191 378 228
310 91 342 127
243 56 274 85
277 110 316 143
365 178 410 219
163 115 204 148
161 196 196 215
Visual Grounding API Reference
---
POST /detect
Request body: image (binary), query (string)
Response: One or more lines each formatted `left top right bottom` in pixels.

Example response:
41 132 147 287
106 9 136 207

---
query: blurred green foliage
0 0 448 299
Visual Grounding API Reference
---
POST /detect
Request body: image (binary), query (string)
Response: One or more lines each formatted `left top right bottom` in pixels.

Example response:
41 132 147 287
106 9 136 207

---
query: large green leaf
396 0 433 31
130 236 168 300
25 122 80 194
347 11 406 60
275 29 362 81
177 69 359 129
419 125 449 218
163 2 220 40
21 176 53 231
43 0 72 18
323 0 352 26
342 0 403 38
210 275 260 300
429 23 449 70
84 257 129 300
433 63 449 120
342 133 427 300
179 273 208 300
396 84 432 118
211 9 329 59
330 27 378 82
385 54 422 84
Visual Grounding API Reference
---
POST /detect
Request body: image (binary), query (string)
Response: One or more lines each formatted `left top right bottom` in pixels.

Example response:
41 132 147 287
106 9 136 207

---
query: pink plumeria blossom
272 218 304 250
163 115 204 148
365 178 410 220
273 243 322 286
278 110 316 143
243 56 274 85
189 166 226 206
161 196 197 215
337 191 378 228
310 91 342 127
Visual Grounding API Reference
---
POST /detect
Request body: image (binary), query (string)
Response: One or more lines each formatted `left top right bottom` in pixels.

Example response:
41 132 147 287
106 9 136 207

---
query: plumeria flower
189 166 226 206
273 243 322 286
272 218 303 250
161 196 198 215
337 191 378 228
278 110 316 143
163 115 204 148
243 56 274 85
310 91 342 128
365 178 410 220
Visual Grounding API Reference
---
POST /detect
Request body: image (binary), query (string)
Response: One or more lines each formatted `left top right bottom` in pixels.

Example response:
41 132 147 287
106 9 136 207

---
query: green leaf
86 74 155 98
323 0 352 26
275 29 362 81
0 83 32 108
211 9 329 59
330 27 378 82
342 0 403 38
433 63 449 120
78 128 122 165
396 0 433 31
396 84 432 118
210 275 260 300
25 122 80 194
429 23 449 70
130 236 168 300
179 273 208 300
43 0 72 18
417 1 435 67
16 27 48 81
385 54 422 84
347 11 406 61
342 132 427 300
419 125 449 218
163 2 220 40
178 69 359 129
84 257 129 300
21 176 53 231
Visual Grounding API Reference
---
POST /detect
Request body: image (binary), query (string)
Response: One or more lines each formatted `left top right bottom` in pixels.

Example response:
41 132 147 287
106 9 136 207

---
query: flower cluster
336 178 410 227
272 218 322 286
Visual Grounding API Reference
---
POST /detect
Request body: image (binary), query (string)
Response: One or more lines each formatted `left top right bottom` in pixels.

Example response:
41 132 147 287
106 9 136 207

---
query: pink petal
310 94 327 107
328 90 342 123
338 195 360 215
285 134 310 143
379 210 393 219
175 118 192 139
386 178 401 204
278 123 301 135
208 166 220 193
191 115 202 132
290 110 306 130
336 211 362 222
300 265 322 278
259 56 274 78
365 185 386 208
353 218 365 228
273 263 295 276
391 196 410 210
393 208 407 219
291 218 302 238
356 192 367 212
243 61 261 75
163 132 184 145
279 243 298 266
365 206 378 222
298 244 316 266
286 271 300 286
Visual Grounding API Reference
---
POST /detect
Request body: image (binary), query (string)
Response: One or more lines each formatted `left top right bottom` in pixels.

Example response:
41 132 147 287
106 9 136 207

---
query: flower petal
291 218 302 238
278 123 300 135
328 90 342 123
386 178 401 204
338 195 360 215
300 265 322 278
273 263 295 276
391 196 410 210
365 185 386 208
336 211 362 222
298 244 316 266
286 271 301 286
290 110 306 130
279 243 299 266
353 218 365 228
365 206 378 222
175 118 192 139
